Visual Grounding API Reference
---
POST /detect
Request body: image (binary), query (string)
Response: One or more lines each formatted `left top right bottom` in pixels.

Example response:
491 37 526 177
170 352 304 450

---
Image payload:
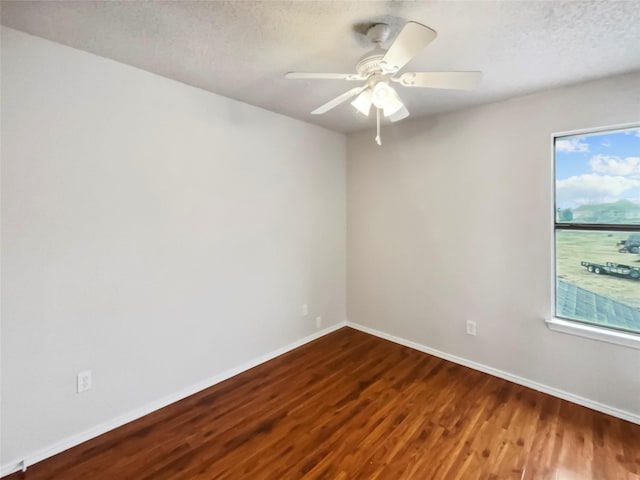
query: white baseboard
346 321 640 426
0 321 347 478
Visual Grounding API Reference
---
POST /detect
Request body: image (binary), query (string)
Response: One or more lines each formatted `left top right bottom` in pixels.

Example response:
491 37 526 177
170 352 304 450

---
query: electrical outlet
77 370 92 393
302 304 309 316
315 316 322 329
466 320 477 336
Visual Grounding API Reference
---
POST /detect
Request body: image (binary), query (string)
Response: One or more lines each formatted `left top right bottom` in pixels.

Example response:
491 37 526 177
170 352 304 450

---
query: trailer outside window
554 125 640 336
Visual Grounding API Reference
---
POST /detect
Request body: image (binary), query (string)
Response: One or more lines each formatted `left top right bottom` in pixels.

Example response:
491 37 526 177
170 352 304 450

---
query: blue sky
555 127 640 208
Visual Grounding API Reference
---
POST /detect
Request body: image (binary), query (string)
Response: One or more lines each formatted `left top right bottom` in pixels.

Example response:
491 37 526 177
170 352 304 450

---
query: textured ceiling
2 1 640 133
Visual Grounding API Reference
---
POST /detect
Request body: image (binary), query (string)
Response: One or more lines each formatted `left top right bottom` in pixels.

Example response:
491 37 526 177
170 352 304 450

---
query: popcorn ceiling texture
2 0 639 133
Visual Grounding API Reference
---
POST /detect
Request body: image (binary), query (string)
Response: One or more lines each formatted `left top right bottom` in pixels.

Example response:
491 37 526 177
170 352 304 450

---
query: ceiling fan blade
311 87 366 115
388 104 409 122
285 72 364 81
381 22 437 73
395 71 482 90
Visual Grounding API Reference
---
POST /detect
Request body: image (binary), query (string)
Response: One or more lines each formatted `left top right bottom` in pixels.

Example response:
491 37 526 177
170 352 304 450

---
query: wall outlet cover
466 320 477 336
77 370 92 393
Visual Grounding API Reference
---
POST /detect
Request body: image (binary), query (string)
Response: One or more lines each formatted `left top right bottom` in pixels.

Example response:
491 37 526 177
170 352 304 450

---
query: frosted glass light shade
351 89 373 116
372 82 403 117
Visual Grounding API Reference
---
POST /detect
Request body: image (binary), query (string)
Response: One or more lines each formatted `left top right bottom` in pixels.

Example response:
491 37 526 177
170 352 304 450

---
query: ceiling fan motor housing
356 48 389 77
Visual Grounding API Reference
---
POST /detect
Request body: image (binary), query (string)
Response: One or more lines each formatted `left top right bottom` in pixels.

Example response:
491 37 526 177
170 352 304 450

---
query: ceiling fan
286 22 482 145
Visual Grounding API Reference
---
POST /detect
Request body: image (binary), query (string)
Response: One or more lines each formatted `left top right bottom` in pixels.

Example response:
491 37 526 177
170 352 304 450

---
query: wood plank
5 328 639 480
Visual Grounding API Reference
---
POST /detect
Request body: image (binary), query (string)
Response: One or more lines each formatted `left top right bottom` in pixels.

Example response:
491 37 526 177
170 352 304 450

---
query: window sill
547 317 640 350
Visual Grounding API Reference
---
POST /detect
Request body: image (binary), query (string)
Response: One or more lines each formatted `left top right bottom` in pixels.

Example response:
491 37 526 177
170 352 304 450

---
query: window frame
547 122 640 350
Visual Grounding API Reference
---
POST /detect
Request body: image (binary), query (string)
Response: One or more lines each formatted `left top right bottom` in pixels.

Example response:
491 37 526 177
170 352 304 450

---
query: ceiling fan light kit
286 21 482 146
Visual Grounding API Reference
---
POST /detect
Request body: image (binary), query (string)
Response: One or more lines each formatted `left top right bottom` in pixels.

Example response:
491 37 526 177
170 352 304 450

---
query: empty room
1 1 639 479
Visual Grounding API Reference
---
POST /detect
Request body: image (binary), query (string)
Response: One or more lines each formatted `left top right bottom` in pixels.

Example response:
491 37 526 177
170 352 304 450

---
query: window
552 124 640 344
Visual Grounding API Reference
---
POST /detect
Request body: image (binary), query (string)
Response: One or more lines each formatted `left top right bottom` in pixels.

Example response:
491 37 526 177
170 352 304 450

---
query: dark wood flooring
5 327 640 479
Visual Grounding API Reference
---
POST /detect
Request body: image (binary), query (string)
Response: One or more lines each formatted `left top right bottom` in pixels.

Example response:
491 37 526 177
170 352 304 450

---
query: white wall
348 72 640 417
1 27 346 467
2 22 638 474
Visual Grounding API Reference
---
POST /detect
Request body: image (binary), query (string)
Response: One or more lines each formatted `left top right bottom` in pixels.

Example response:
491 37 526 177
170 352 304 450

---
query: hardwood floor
6 327 640 479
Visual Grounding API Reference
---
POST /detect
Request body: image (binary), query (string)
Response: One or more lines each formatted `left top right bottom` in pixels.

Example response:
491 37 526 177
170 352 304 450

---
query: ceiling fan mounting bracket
366 23 391 45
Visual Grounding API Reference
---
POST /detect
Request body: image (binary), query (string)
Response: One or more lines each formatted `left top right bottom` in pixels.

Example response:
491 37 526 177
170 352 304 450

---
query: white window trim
546 317 640 350
549 122 640 350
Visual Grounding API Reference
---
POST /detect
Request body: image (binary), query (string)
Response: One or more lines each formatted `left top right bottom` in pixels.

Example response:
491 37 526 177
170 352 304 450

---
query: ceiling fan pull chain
375 107 382 146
